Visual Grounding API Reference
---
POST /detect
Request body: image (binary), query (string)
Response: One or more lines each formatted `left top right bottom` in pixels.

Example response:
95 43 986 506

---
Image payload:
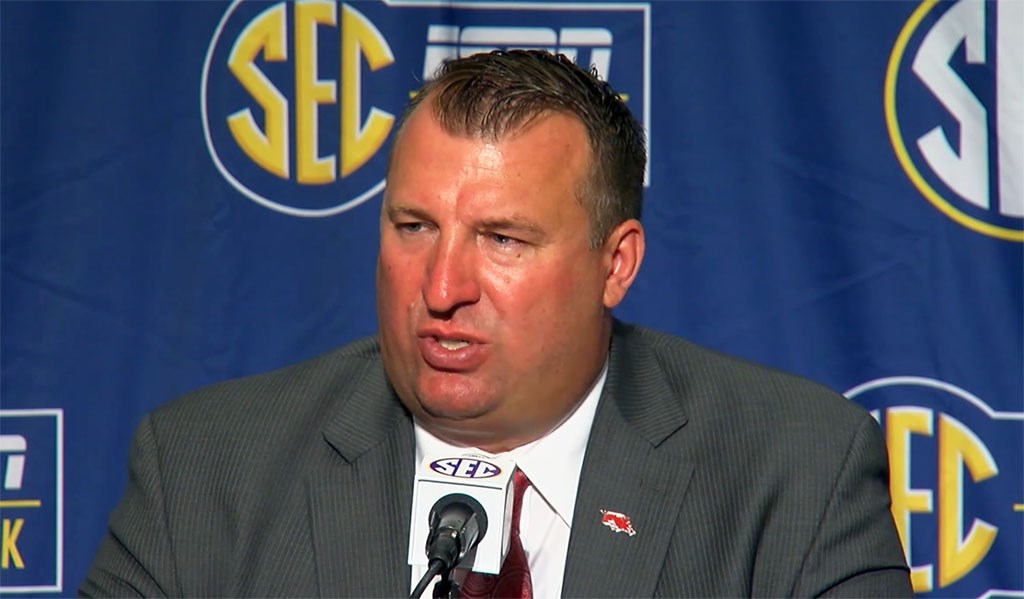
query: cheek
484 265 518 300
379 250 417 293
488 260 597 323
378 257 417 324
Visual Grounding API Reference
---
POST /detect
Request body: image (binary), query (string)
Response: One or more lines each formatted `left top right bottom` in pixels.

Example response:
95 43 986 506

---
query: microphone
425 493 489 572
410 494 490 598
408 451 516 596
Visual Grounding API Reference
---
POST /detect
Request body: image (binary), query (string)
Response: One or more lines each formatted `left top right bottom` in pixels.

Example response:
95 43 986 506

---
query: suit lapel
562 323 695 598
308 357 415 598
302 324 695 597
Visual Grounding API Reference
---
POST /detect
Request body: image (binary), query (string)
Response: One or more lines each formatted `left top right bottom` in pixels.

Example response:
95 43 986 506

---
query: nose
423 235 481 315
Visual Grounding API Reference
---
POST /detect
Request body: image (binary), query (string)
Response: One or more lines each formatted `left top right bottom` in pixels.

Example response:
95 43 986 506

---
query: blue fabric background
1 1 1020 596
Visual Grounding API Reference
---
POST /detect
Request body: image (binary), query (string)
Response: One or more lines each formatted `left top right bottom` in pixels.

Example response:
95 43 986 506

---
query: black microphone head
425 493 489 572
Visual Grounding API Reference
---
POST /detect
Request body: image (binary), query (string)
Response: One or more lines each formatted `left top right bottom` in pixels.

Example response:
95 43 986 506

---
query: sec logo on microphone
429 458 502 479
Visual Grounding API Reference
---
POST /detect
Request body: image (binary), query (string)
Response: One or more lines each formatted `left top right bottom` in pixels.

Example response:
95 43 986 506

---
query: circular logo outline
846 375 1024 421
883 0 1023 242
200 0 386 218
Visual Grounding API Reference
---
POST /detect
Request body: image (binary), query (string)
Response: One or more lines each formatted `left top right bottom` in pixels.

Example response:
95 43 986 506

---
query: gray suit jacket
81 322 911 597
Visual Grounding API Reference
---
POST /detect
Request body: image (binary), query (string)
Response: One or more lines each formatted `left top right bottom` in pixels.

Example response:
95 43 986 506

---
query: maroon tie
460 469 533 598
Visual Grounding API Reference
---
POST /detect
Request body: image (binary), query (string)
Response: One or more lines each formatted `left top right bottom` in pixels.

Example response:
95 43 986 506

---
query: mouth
416 333 487 371
436 338 471 351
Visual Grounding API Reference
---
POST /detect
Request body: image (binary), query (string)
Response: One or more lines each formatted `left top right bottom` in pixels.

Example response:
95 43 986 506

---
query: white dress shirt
410 362 607 598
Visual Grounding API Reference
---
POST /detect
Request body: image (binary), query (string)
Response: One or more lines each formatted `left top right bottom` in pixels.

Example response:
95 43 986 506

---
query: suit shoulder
149 336 382 433
618 323 868 426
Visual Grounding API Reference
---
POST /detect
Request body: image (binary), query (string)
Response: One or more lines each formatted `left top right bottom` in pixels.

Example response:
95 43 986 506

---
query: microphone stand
409 558 460 599
432 570 460 598
410 559 445 599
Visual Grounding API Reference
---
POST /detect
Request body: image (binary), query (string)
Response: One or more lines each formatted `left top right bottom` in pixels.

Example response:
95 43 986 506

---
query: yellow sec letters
227 3 289 179
225 2 394 184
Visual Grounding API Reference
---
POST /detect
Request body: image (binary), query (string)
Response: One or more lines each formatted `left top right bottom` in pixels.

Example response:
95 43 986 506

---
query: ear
602 219 645 309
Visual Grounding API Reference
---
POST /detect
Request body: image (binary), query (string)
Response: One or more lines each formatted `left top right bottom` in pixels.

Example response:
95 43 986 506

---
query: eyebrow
478 216 546 239
384 203 547 240
384 204 432 221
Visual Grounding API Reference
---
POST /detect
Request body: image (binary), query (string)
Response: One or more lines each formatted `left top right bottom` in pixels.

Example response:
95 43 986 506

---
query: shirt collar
414 360 607 528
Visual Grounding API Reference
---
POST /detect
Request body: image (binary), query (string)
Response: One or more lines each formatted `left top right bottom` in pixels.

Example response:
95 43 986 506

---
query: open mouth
437 339 471 351
417 334 486 372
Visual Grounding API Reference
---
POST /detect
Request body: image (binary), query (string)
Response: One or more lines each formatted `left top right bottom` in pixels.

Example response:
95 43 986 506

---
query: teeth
438 339 470 350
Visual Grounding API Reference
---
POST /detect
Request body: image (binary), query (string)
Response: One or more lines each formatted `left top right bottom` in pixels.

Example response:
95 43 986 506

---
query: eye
490 233 516 246
397 221 426 234
487 232 528 251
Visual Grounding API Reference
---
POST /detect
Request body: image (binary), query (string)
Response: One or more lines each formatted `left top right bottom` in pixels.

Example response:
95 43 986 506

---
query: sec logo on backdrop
885 0 1023 242
202 1 400 217
201 0 650 217
846 377 1023 597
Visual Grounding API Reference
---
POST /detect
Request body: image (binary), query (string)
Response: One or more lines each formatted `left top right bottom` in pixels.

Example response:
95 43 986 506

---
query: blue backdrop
1 1 1021 596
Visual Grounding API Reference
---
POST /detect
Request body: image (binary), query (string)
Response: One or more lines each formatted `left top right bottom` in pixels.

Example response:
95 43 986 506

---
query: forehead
387 101 591 196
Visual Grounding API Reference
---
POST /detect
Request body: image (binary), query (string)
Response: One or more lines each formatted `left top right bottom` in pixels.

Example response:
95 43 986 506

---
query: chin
415 384 496 422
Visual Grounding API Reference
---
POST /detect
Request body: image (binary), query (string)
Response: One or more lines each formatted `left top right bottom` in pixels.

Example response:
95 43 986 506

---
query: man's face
377 103 618 452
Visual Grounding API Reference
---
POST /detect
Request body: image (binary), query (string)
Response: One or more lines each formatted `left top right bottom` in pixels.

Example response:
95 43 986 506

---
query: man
82 50 911 597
